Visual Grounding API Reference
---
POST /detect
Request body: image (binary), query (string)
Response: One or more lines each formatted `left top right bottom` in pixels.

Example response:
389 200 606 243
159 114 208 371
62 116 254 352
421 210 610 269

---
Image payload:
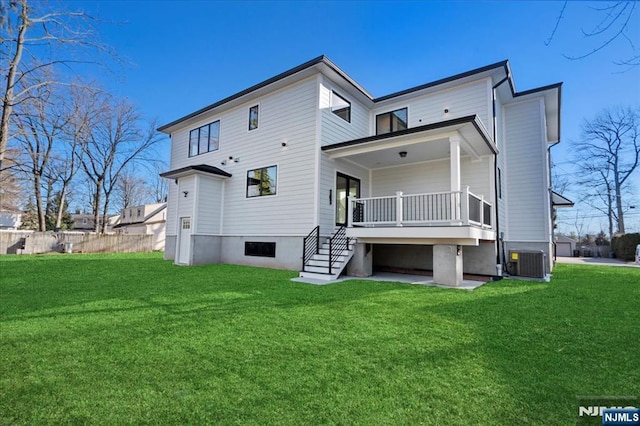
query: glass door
336 173 361 227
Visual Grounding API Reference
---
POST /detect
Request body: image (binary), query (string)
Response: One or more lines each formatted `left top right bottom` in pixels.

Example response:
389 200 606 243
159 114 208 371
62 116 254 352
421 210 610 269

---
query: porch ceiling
322 115 496 169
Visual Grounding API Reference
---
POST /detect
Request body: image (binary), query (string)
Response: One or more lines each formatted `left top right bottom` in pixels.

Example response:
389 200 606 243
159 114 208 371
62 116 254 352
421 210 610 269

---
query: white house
159 56 565 286
113 203 167 251
0 210 22 230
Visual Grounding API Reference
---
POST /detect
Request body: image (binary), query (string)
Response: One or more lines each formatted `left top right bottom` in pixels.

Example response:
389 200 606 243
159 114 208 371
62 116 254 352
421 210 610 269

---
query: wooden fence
0 231 153 255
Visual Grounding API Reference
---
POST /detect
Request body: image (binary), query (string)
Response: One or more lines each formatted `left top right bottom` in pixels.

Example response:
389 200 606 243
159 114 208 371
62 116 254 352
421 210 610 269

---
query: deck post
479 195 485 226
461 186 470 225
347 196 353 227
395 191 403 226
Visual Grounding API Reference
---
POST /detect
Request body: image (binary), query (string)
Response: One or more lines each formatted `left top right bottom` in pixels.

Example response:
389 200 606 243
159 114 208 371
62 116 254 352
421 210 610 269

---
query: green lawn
1 253 638 425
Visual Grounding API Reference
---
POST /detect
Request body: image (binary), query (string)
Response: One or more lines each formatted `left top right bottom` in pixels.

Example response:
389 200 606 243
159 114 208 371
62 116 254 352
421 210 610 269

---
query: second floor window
247 165 277 198
376 107 407 135
189 120 220 157
249 105 259 131
331 91 351 122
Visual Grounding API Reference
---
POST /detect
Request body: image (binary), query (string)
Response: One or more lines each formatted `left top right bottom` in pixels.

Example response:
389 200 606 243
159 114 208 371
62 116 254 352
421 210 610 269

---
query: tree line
1 0 166 233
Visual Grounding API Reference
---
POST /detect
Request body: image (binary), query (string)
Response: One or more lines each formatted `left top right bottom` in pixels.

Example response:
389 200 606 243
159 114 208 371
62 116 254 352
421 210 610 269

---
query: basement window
244 241 276 257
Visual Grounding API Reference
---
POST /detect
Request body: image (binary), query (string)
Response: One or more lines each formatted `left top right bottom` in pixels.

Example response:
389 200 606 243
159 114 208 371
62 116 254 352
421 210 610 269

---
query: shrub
611 233 640 261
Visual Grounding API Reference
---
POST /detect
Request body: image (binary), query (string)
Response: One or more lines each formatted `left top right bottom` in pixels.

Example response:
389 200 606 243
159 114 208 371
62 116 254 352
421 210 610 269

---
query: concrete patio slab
292 271 488 290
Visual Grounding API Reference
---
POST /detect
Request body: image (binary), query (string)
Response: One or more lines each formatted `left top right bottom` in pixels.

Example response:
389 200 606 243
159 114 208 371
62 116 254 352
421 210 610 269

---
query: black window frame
188 120 220 157
246 165 277 198
331 91 351 123
375 107 408 135
249 105 259 131
244 241 276 258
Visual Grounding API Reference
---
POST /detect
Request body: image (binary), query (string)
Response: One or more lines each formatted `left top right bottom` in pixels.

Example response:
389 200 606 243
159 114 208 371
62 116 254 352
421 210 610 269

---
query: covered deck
322 115 498 286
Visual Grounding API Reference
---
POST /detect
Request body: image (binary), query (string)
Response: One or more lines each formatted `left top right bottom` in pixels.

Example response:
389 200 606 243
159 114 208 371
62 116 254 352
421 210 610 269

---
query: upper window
189 121 220 157
376 107 408 135
331 91 351 123
249 105 259 131
247 166 277 198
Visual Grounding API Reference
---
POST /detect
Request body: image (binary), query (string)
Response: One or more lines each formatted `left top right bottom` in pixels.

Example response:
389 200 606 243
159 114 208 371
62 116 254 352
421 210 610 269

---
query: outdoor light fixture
282 142 287 147
444 108 449 114
221 160 227 166
399 151 407 158
183 191 189 198
234 157 240 163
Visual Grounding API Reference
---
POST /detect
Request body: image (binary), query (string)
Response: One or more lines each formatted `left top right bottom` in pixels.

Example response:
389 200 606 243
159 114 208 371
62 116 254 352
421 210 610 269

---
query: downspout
548 141 561 263
492 74 509 277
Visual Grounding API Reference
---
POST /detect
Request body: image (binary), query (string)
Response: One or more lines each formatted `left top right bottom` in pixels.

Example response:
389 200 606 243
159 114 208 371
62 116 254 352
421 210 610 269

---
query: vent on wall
507 250 547 278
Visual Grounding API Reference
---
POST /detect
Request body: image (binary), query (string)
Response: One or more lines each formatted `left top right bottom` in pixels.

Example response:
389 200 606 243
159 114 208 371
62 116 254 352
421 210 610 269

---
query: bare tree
0 149 22 210
545 1 639 67
12 78 70 230
116 168 152 211
0 0 112 172
80 96 162 233
574 106 639 234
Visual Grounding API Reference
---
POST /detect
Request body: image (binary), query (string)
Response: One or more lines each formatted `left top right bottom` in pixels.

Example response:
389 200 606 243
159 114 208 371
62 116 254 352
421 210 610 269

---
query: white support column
449 135 461 193
347 196 353 227
395 191 403 227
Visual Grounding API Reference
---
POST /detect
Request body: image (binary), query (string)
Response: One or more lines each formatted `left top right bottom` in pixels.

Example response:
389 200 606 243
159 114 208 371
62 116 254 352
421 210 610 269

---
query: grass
0 253 638 425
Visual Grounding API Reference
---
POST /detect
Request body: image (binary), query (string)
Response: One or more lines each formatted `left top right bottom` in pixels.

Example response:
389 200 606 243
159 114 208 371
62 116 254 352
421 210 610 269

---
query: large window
331 91 351 122
245 241 276 257
189 120 220 157
376 107 408 135
246 165 277 198
249 105 259 131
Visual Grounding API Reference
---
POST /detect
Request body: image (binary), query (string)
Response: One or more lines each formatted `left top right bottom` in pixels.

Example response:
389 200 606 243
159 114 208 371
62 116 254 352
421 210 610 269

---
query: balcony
346 187 495 245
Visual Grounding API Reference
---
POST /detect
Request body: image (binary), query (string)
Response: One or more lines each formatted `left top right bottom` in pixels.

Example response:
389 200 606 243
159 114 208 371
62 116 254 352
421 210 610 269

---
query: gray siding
504 99 549 242
196 176 223 235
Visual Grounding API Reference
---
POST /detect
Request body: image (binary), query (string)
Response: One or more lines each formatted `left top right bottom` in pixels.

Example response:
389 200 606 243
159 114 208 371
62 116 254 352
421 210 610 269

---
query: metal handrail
302 225 320 271
328 226 349 275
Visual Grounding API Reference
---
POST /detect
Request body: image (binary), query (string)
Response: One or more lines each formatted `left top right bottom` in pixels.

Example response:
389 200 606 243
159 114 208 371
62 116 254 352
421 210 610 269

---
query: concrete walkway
292 272 488 290
556 256 638 268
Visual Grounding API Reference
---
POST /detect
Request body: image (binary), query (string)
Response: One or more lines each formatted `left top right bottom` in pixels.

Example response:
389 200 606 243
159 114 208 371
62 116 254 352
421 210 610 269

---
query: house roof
160 164 232 179
321 115 494 153
552 191 574 208
113 203 167 228
158 56 562 139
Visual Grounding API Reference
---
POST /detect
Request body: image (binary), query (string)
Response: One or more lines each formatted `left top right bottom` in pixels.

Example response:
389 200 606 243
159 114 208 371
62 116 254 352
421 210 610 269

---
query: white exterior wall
195 176 223 235
370 157 492 199
317 76 370 234
177 177 196 220
503 98 550 242
166 182 178 235
166 77 319 237
371 78 491 131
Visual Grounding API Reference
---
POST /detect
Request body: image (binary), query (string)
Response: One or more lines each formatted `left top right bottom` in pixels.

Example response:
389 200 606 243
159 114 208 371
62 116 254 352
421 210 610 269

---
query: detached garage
556 235 576 257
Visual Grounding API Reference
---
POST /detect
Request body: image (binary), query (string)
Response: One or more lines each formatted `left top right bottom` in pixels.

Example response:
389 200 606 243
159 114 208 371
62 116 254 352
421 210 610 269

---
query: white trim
219 180 225 235
539 98 552 243
192 175 200 234
313 75 322 227
500 103 509 241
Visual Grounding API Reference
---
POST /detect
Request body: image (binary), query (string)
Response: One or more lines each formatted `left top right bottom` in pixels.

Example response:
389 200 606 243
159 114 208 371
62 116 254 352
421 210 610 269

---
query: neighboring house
159 56 567 286
555 234 577 257
0 210 22 230
71 214 116 232
113 203 167 251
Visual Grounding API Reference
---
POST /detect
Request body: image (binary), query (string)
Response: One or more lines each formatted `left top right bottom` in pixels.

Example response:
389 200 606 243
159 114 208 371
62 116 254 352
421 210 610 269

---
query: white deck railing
348 187 492 228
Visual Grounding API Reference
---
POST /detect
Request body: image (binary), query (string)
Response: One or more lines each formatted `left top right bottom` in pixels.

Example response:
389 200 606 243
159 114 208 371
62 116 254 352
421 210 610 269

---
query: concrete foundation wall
221 236 302 271
373 242 498 276
346 243 373 277
192 235 222 265
165 235 176 261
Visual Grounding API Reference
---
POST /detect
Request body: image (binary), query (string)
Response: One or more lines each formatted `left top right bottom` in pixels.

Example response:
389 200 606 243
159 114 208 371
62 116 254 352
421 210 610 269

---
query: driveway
556 256 638 268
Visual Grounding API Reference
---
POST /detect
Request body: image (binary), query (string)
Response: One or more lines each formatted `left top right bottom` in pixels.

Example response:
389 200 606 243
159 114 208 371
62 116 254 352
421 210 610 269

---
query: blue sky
77 1 640 232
